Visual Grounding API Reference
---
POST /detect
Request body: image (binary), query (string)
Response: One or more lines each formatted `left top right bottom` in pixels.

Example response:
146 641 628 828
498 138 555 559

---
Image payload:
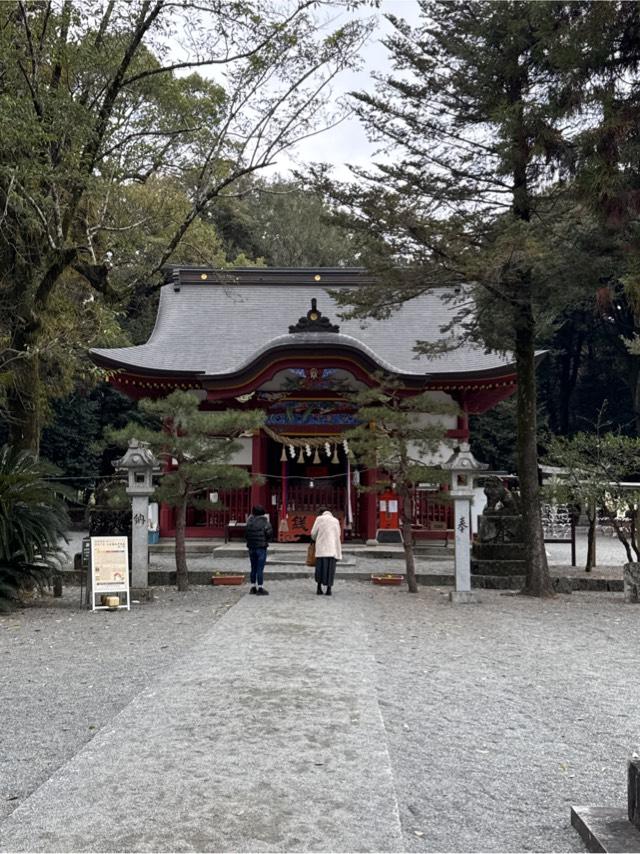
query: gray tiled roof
90 272 515 379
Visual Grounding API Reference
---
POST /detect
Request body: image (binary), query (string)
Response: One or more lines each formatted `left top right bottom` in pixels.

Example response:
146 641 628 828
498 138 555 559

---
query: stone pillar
131 495 151 589
451 493 474 603
442 443 486 604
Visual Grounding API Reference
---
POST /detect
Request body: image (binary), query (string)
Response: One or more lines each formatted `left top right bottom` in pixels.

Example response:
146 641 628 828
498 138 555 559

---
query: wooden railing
184 488 253 529
412 489 453 531
274 484 359 536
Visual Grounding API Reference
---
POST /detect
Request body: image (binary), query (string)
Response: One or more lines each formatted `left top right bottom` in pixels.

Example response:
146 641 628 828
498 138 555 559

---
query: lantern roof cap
442 442 489 472
113 438 160 471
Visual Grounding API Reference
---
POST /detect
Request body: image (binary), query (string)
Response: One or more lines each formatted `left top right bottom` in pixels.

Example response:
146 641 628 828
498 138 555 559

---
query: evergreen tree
346 374 454 593
315 1 611 596
207 177 361 267
108 391 263 591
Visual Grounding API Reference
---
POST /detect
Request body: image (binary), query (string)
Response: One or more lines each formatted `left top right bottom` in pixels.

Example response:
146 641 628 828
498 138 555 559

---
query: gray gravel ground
2 579 639 852
0 586 241 822
361 585 640 853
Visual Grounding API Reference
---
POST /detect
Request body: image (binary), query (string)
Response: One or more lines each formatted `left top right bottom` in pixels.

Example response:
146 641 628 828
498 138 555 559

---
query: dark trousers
249 547 267 586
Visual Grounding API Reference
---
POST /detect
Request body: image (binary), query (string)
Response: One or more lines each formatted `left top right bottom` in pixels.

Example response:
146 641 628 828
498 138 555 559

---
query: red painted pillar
159 503 173 536
250 429 269 510
360 466 378 543
457 393 470 441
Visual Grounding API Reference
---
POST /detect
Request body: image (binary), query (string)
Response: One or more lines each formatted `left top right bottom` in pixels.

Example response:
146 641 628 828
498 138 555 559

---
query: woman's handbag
306 542 316 567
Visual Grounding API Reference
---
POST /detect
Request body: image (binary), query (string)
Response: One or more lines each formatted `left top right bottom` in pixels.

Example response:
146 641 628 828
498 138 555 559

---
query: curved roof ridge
90 276 516 380
228 331 405 377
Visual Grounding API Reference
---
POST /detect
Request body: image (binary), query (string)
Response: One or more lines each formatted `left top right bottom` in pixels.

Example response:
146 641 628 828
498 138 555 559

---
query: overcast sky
271 0 423 180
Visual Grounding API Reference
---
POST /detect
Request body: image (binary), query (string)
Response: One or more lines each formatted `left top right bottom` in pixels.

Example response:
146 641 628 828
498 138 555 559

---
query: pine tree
346 374 454 593
108 391 263 591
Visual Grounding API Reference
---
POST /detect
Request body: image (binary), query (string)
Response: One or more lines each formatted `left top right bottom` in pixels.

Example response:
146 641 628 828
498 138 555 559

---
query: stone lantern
442 442 488 603
113 439 159 589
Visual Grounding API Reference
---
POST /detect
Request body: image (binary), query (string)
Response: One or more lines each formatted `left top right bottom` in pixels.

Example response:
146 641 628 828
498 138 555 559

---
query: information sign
90 536 130 611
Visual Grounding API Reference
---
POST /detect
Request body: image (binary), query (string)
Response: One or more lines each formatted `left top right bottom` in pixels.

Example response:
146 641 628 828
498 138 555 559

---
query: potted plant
371 573 404 586
211 571 245 586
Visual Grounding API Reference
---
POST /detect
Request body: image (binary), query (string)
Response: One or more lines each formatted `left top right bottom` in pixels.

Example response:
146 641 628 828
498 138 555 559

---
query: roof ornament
289 298 340 334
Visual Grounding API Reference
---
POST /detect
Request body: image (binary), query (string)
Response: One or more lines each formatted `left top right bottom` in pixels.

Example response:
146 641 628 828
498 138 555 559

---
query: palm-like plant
0 445 69 608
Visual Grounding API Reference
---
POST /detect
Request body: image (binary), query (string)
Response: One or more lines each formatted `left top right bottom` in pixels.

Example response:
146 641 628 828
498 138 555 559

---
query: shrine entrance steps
149 539 455 561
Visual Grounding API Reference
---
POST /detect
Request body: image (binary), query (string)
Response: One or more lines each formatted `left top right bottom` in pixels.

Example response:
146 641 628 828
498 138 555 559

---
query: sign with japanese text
278 512 345 543
90 536 130 611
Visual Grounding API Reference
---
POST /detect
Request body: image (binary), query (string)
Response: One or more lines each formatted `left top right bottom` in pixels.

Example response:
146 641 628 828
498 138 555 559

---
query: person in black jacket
245 505 273 596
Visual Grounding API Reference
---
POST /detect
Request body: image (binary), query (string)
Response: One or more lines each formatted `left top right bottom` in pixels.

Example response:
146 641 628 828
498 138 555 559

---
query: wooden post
361 466 378 543
250 429 269 510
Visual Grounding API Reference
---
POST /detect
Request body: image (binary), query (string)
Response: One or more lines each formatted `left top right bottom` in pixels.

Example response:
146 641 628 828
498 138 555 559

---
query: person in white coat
310 508 342 596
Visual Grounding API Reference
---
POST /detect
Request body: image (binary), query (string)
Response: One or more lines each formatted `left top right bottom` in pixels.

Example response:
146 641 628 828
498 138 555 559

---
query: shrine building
90 267 518 543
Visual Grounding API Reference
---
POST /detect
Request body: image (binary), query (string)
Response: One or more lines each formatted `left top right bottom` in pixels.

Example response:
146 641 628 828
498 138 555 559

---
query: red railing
274 484 360 536
283 485 347 512
177 488 252 533
412 489 453 531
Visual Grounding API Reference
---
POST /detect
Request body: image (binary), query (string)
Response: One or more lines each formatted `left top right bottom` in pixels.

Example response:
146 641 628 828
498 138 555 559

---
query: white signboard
90 536 130 611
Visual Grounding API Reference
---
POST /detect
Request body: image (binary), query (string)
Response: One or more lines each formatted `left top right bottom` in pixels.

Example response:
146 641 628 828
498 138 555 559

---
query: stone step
413 545 454 557
149 540 452 561
150 541 215 555
471 574 524 590
471 559 527 577
212 545 408 560
472 543 525 560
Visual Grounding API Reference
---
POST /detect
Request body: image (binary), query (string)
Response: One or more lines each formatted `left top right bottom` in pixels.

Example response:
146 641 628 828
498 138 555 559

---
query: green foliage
208 177 361 266
0 1 371 450
0 445 69 609
107 390 264 507
545 427 640 562
108 389 264 589
314 1 635 593
346 375 455 486
40 391 102 490
346 374 455 592
470 400 519 474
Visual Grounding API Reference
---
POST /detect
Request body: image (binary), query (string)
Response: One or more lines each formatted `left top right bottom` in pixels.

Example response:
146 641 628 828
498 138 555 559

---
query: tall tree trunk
585 503 596 572
174 498 189 591
557 324 585 435
7 353 41 455
399 484 418 593
515 302 554 597
612 518 633 563
631 361 640 436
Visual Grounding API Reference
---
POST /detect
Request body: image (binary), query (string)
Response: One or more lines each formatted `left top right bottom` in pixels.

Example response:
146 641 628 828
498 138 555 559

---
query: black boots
316 583 323 595
325 586 332 596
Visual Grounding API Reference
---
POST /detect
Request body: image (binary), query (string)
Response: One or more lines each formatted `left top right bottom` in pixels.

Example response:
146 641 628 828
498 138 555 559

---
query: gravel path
0 586 241 823
2 580 639 852
362 585 640 852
